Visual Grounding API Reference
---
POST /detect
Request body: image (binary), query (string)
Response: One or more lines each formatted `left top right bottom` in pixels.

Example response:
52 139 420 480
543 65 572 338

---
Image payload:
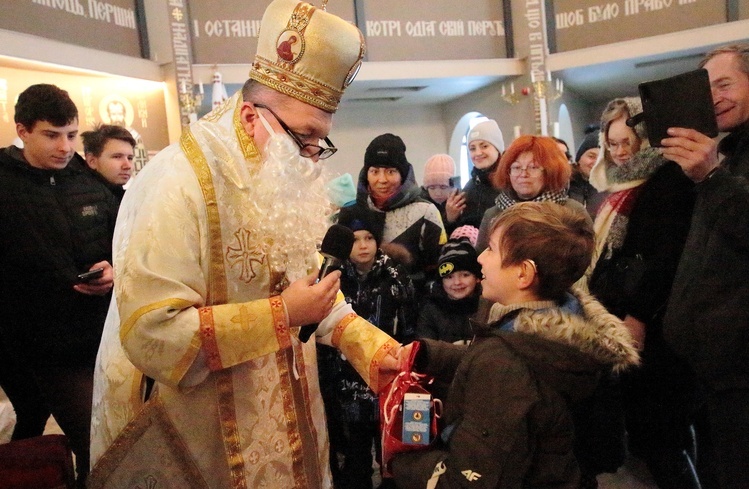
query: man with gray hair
661 43 749 489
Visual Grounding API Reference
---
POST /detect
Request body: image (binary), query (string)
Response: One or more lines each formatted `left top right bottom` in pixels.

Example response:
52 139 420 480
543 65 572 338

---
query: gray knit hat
467 120 505 152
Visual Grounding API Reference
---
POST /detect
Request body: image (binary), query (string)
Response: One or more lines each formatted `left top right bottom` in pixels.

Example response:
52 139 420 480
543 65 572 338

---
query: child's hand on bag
377 342 418 392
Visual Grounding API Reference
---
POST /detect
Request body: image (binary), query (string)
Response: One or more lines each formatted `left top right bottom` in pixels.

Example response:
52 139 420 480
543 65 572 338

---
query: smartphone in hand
77 267 104 283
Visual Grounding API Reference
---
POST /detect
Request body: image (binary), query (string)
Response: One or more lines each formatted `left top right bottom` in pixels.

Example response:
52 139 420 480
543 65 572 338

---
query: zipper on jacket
50 175 56 185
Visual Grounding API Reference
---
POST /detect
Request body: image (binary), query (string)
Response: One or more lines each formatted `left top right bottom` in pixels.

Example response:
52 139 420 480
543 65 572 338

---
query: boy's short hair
489 201 594 300
14 84 78 130
81 124 136 157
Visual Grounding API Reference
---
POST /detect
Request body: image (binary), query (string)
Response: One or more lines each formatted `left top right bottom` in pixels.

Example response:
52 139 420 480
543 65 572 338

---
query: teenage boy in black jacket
0 84 117 488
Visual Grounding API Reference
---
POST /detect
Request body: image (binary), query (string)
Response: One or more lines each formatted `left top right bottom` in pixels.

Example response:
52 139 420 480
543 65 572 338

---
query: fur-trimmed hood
489 287 640 373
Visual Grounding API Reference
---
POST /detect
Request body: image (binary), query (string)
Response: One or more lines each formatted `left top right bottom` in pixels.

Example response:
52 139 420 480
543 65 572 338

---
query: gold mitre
250 0 365 113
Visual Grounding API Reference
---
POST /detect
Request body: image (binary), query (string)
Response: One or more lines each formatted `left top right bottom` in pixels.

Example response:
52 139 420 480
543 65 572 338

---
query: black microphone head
321 224 356 261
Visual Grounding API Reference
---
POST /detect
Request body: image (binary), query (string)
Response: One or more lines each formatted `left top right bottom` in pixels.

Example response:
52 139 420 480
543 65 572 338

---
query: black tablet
634 68 719 146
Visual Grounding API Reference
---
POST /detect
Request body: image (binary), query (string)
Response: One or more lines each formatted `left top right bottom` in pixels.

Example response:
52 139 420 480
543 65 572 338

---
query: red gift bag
379 343 441 478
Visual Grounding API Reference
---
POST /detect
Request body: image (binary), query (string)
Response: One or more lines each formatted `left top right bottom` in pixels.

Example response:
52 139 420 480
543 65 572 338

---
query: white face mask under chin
257 110 322 181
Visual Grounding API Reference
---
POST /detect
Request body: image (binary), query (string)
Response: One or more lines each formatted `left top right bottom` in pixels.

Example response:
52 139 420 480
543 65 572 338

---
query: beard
247 133 330 282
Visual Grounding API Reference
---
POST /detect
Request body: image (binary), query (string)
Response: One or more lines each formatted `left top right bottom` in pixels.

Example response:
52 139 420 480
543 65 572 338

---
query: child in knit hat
417 237 481 345
325 173 357 223
319 205 417 489
415 237 482 403
450 225 479 248
422 153 456 204
420 153 456 229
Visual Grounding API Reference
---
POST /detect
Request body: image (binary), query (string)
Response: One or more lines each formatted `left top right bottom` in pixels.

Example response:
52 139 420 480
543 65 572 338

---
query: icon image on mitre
276 29 304 63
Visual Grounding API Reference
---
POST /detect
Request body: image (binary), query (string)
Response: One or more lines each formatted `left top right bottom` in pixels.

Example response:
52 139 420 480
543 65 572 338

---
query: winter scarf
494 187 568 211
356 163 423 212
587 147 667 280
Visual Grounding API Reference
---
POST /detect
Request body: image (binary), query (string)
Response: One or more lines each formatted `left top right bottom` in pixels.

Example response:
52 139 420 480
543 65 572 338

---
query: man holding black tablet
661 43 749 489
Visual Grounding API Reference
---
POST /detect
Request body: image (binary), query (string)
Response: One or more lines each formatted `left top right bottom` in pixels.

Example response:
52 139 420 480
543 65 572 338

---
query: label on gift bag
402 392 431 445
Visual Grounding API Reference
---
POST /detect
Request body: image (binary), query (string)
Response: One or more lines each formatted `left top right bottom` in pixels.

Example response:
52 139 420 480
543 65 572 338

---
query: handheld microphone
298 224 355 342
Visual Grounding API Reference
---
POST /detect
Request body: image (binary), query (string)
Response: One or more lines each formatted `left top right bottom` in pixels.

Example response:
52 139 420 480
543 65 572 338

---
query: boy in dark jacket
389 202 639 489
417 237 481 344
0 84 117 487
319 206 417 489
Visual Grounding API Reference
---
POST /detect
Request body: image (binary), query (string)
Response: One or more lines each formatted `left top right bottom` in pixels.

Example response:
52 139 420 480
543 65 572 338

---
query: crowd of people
0 0 747 487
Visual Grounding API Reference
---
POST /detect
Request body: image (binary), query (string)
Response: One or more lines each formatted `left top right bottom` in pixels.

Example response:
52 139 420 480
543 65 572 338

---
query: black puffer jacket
416 284 479 343
0 147 117 366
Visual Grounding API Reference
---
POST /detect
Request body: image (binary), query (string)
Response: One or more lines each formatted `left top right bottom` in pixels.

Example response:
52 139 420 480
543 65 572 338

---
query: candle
199 82 204 94
513 125 521 139
502 84 506 97
510 82 515 95
553 122 560 138
531 71 536 83
539 98 548 136
560 79 564 93
547 71 551 82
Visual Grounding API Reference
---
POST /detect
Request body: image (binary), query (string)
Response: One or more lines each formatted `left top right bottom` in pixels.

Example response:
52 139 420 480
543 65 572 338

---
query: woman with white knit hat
445 119 505 235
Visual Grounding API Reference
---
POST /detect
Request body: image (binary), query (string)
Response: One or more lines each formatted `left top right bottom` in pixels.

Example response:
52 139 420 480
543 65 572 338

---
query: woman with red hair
475 135 589 252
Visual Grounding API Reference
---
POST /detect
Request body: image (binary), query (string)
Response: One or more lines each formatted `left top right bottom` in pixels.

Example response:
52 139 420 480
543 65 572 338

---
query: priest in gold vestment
88 2 400 488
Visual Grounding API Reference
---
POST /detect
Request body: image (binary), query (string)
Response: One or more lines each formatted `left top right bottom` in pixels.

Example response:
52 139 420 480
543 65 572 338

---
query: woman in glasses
475 134 590 253
585 97 700 489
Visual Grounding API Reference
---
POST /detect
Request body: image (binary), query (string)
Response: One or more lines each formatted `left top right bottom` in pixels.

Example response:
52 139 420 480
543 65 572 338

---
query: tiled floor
1 386 657 488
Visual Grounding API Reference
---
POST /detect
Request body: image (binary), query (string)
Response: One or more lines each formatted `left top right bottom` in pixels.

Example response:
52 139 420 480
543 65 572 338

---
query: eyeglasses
509 164 545 176
606 139 634 151
253 104 337 159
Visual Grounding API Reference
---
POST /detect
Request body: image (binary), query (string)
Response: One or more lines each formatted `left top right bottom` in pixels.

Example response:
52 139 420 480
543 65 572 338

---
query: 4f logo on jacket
81 205 99 217
462 469 482 481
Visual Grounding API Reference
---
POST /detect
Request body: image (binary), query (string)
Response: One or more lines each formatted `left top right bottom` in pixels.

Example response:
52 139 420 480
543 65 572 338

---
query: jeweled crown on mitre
250 0 366 113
